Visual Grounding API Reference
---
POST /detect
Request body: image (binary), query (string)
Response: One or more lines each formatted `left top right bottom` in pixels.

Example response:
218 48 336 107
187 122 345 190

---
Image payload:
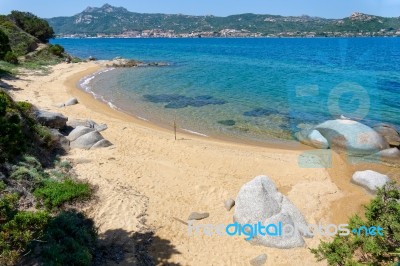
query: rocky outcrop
67 119 108 132
352 170 391 193
67 126 95 141
373 124 400 147
295 129 329 149
315 119 389 155
234 176 310 249
35 110 68 129
67 125 112 150
107 58 169 68
50 129 70 152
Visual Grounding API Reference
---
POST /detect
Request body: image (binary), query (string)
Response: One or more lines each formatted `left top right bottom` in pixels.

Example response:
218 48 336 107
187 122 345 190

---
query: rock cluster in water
295 118 400 163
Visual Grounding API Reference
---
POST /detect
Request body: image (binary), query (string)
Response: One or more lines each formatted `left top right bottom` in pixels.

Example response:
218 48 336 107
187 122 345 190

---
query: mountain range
47 4 400 37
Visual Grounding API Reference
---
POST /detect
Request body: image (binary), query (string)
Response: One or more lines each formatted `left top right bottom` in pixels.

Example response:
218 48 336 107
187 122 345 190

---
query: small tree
4 51 18 64
311 183 400 265
0 29 11 60
48 44 64 57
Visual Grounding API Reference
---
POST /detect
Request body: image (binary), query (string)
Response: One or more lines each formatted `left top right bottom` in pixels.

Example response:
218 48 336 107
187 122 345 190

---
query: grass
0 192 50 266
34 179 91 210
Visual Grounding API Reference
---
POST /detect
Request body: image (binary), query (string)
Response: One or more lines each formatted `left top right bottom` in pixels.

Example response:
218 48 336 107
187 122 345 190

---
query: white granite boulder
234 176 310 249
315 119 389 155
68 126 112 150
295 129 329 149
67 119 108 132
67 126 96 142
352 170 391 193
35 110 68 129
56 98 79 108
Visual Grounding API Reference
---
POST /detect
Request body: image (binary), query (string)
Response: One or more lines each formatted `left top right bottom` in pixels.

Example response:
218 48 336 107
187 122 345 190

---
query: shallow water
53 38 400 143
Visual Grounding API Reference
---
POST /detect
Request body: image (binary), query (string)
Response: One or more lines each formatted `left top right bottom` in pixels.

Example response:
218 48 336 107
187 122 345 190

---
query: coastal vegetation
0 12 98 265
0 11 73 76
311 183 400 266
0 89 97 265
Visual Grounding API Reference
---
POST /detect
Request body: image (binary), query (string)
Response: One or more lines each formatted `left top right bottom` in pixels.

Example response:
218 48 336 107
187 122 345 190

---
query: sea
51 37 400 144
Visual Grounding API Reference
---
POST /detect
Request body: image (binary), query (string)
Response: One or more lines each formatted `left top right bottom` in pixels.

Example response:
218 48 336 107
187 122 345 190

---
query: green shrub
0 206 50 266
0 193 18 221
40 211 97 266
16 101 33 114
0 180 6 190
48 44 64 57
32 124 53 147
311 182 400 265
4 51 18 64
0 90 26 163
34 179 91 210
0 29 11 60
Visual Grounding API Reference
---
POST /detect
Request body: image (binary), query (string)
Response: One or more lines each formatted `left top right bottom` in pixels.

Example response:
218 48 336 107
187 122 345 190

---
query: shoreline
70 63 312 151
8 61 395 265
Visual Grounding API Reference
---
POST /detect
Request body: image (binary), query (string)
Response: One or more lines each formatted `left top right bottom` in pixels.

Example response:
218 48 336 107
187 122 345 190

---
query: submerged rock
315 119 389 155
352 170 391 193
218 120 236 126
35 110 68 129
234 175 310 249
144 94 226 109
243 108 280 117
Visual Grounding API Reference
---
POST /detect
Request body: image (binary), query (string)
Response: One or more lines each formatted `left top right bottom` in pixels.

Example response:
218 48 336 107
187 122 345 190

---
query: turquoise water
52 38 400 143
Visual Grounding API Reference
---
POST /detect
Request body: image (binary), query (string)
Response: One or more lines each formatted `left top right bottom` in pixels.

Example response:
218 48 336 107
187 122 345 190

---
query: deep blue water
52 38 400 143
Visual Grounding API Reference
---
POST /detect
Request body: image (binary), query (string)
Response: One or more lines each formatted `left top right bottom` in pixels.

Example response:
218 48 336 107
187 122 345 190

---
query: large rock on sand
50 129 70 152
67 119 108 132
67 126 96 141
68 126 113 150
35 110 68 129
234 176 310 249
315 119 389 155
373 124 400 147
352 170 391 193
295 129 329 149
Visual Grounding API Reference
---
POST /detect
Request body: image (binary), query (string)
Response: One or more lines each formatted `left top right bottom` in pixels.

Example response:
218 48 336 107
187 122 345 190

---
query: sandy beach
6 62 398 265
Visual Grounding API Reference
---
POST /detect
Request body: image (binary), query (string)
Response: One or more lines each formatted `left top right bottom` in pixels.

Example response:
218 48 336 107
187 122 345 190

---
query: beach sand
6 62 396 265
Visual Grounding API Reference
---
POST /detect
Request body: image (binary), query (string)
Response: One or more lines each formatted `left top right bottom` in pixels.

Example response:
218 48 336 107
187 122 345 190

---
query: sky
0 0 399 18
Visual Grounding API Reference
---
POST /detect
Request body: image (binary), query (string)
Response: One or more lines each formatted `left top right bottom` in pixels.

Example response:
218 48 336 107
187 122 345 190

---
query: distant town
57 28 400 39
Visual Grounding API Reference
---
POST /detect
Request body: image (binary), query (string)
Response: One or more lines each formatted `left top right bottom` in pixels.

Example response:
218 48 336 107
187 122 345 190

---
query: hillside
47 4 400 37
0 11 76 74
